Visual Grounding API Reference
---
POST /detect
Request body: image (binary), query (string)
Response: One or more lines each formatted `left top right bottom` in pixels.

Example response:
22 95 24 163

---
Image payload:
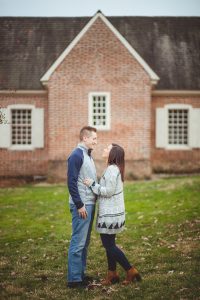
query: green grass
0 176 200 299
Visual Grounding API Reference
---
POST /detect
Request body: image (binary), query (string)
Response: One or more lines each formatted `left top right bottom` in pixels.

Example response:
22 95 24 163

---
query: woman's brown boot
101 270 120 285
122 267 142 285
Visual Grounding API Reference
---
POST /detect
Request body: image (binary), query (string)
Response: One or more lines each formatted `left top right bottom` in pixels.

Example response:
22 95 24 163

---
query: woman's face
102 144 112 158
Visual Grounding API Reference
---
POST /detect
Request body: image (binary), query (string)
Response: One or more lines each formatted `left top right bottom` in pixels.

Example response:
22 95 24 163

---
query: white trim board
152 90 200 96
0 90 47 95
40 11 159 84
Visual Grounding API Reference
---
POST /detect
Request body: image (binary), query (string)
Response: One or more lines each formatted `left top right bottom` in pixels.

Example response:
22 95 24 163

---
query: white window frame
88 92 111 130
7 104 35 150
165 104 192 150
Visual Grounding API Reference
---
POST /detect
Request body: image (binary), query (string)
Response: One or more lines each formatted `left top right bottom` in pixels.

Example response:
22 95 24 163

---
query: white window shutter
0 108 11 148
189 108 200 148
32 108 44 148
156 108 166 148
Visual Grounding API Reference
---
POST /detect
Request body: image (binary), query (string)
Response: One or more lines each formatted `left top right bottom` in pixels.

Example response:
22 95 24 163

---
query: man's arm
67 150 84 209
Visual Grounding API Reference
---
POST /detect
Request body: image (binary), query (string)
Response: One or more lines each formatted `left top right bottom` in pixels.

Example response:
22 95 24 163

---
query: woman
84 143 141 285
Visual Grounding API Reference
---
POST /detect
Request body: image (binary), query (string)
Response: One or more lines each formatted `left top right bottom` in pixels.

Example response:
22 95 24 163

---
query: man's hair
79 126 97 141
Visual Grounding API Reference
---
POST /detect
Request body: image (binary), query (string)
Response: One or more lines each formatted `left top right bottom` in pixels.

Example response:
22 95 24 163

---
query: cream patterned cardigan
90 164 125 234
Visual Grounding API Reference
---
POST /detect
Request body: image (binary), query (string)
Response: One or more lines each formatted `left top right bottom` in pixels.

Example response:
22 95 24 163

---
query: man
67 126 98 288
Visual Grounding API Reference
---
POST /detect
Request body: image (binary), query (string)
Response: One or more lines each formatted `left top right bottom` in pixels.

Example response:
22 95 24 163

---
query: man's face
83 131 97 150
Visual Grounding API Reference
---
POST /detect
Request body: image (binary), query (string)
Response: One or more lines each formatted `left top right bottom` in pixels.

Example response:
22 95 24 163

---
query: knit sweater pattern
90 164 125 234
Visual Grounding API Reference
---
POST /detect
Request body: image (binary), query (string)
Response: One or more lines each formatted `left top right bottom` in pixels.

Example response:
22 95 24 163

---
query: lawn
0 176 200 300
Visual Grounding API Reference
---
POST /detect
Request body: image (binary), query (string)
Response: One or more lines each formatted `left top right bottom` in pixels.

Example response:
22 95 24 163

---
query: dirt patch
175 240 199 255
0 174 199 188
0 178 31 188
0 176 47 188
0 257 10 267
1 283 25 294
158 178 195 191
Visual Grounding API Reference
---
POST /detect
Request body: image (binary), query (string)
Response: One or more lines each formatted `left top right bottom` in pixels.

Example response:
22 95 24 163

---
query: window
11 109 32 145
0 104 44 150
156 104 200 150
168 109 188 146
89 92 110 130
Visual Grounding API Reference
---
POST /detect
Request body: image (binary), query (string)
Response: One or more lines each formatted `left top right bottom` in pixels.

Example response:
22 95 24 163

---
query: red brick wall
0 93 48 177
152 95 200 173
47 18 152 180
4 18 199 180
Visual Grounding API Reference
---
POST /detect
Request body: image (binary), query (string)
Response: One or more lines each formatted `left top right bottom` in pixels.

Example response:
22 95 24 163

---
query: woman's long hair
107 143 125 181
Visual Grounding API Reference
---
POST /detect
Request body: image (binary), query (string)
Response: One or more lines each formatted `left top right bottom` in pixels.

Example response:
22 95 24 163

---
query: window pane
11 109 32 145
91 95 108 127
168 109 188 146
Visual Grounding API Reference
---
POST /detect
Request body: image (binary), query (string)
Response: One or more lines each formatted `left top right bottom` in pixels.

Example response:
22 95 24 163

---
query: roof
0 16 199 90
40 12 159 84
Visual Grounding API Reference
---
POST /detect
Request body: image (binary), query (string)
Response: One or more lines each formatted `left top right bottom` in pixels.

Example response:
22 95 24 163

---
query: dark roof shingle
0 16 199 90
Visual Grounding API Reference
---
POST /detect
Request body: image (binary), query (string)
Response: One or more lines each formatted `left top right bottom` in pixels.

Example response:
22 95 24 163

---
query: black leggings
100 234 132 271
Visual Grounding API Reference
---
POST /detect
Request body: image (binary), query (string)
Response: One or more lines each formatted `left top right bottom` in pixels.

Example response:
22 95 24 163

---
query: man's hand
83 178 94 187
78 206 88 219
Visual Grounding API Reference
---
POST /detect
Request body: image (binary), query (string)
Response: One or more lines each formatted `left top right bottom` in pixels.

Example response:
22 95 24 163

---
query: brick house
0 11 200 180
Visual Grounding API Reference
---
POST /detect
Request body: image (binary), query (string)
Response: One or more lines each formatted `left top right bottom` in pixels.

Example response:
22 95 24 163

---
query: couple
67 126 141 288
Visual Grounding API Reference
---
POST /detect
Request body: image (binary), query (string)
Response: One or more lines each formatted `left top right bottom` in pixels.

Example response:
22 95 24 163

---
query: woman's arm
85 165 120 198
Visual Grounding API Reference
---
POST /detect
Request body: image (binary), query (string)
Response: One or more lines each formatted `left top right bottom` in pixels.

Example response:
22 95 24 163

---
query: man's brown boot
122 267 142 285
101 270 120 285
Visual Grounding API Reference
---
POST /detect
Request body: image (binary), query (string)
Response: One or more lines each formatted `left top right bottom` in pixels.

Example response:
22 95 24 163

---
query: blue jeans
67 204 95 282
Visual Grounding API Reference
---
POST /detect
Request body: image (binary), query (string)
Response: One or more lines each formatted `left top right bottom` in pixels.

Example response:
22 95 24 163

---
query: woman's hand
83 178 94 187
